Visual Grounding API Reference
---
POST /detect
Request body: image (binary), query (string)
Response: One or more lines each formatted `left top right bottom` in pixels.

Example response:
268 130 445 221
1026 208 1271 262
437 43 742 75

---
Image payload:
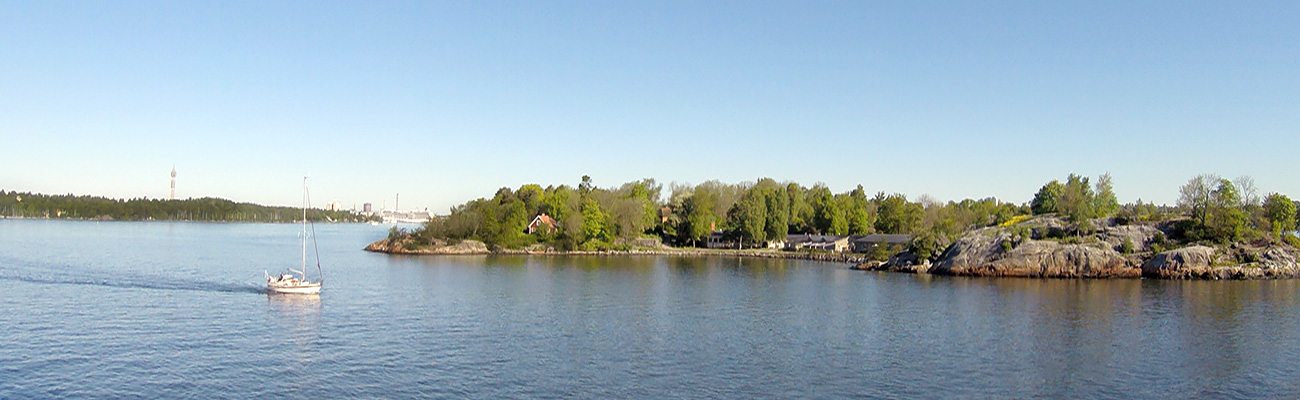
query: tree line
0 190 374 223
415 173 1300 254
415 176 1027 253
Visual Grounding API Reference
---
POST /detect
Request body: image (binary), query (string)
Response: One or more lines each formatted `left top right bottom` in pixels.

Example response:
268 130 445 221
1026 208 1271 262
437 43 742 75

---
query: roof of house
530 213 556 227
784 233 849 244
850 234 912 245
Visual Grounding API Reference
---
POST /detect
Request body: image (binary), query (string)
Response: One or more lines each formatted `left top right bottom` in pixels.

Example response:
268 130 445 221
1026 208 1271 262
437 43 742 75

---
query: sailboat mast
301 177 307 280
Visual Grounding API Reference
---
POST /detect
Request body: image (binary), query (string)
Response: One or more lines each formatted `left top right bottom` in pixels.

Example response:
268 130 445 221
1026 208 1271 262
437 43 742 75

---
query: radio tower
170 165 177 200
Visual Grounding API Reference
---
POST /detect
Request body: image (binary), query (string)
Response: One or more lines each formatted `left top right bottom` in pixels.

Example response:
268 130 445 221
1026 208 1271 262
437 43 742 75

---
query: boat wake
0 261 267 294
0 272 267 294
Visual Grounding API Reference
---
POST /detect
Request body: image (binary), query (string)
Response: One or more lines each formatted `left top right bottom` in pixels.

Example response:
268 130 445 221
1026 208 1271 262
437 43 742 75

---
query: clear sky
2 1 1297 212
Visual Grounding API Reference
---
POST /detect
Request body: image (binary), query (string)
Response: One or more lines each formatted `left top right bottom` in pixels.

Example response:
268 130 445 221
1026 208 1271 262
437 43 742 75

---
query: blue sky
2 1 1297 212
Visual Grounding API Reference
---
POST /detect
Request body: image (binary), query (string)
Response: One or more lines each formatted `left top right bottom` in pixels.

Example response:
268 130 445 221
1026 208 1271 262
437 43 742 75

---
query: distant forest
0 190 376 223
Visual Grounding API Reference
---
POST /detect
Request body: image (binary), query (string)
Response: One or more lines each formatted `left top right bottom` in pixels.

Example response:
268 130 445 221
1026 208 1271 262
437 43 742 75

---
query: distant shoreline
0 216 379 224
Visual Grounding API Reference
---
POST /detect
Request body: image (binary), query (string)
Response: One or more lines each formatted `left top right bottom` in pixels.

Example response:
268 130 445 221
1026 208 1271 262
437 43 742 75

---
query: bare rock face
1260 248 1298 270
1142 245 1300 279
1141 246 1216 278
1097 224 1163 253
441 240 490 254
928 228 1138 278
364 237 489 254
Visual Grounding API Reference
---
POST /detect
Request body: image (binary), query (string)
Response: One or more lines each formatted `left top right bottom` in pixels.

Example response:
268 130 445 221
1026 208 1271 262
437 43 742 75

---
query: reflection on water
266 294 322 352
267 293 322 313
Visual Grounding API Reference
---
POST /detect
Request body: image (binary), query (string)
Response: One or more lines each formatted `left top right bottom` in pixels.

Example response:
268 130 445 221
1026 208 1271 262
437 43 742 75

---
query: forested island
0 190 377 223
369 174 1300 279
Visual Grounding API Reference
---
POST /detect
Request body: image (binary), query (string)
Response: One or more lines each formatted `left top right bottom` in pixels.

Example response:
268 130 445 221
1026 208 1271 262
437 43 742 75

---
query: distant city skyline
2 2 1297 212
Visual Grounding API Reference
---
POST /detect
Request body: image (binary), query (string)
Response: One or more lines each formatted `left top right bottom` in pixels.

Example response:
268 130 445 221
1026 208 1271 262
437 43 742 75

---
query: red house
527 213 557 234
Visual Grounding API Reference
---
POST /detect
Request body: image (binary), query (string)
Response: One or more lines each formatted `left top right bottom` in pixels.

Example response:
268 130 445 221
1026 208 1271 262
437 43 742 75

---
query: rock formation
924 227 1140 278
364 237 490 255
1142 245 1300 279
865 215 1300 279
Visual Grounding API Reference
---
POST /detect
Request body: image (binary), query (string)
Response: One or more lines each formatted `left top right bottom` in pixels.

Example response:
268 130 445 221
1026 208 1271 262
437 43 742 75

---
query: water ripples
5 221 1300 398
0 262 266 294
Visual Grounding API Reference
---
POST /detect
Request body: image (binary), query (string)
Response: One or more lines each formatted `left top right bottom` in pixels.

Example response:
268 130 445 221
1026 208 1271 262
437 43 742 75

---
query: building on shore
783 234 851 252
706 231 736 249
527 213 557 234
849 234 912 254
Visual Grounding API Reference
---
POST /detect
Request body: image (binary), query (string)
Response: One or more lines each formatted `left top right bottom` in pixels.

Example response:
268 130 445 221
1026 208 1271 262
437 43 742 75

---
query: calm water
2 220 1299 399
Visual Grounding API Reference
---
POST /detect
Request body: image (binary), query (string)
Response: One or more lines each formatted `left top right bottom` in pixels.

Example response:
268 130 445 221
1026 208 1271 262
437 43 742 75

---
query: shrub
1044 227 1067 240
1010 225 1033 242
1120 237 1135 255
999 215 1030 227
1283 233 1300 249
867 243 895 262
909 232 941 260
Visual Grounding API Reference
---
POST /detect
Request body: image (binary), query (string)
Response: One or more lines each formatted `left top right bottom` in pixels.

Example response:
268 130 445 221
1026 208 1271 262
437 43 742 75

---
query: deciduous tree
1262 193 1296 236
1031 180 1064 215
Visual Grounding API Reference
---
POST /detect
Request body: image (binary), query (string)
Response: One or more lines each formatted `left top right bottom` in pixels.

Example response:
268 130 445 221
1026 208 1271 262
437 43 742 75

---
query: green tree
758 181 790 242
786 183 814 233
726 190 768 245
621 178 662 231
909 230 942 260
1092 173 1119 218
1207 179 1246 242
581 198 611 243
542 185 574 222
493 198 530 247
1057 174 1095 224
518 184 546 214
875 194 922 234
844 185 876 235
844 200 873 235
1263 193 1296 236
608 196 648 239
579 175 594 196
1178 174 1219 228
810 185 846 234
679 192 717 246
1031 180 1064 215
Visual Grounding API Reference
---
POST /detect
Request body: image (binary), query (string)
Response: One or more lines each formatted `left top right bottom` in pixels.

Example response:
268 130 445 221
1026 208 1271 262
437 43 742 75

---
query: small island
367 174 1300 279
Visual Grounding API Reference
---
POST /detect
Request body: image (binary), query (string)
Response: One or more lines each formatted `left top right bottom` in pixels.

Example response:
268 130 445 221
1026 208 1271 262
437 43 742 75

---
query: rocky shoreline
367 215 1300 280
855 215 1300 280
364 236 867 263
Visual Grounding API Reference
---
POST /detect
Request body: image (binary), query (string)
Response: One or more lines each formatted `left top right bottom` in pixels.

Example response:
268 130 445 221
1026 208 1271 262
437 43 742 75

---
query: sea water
2 219 1299 398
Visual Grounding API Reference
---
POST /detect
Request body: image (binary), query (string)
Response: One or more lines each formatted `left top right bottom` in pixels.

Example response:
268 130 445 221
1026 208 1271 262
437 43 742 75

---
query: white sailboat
266 177 324 295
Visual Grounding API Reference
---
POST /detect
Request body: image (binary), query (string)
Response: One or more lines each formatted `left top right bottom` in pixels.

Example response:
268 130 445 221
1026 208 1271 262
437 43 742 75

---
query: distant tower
170 166 176 200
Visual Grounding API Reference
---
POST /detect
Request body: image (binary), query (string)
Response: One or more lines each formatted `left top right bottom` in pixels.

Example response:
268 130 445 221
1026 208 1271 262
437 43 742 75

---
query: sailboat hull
267 282 322 295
